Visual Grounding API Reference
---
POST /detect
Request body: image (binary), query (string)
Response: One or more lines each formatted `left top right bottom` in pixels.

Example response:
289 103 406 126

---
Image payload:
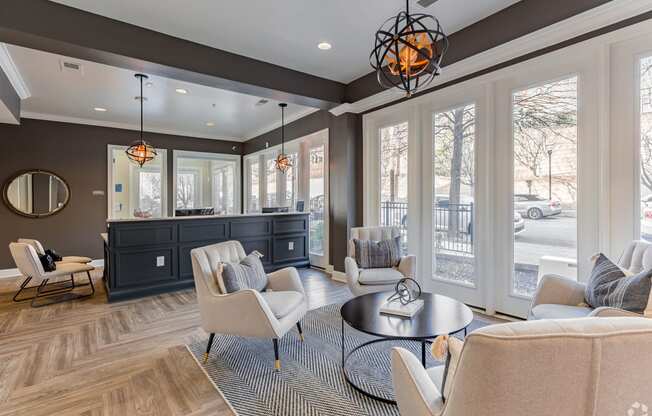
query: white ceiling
7 44 316 141
50 0 521 84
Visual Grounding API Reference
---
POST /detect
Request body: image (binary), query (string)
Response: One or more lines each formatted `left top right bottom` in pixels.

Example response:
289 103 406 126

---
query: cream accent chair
17 238 92 264
9 242 95 307
529 240 652 320
344 226 417 296
392 317 652 416
190 240 307 370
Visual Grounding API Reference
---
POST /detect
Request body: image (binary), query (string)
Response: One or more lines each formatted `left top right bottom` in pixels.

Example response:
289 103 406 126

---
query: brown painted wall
0 118 241 269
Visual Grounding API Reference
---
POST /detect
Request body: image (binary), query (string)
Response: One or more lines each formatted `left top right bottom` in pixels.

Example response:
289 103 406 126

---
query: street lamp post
546 147 553 201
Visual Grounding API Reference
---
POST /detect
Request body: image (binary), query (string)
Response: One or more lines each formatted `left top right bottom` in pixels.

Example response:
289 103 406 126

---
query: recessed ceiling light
206 122 215 127
175 88 188 94
318 42 332 50
94 107 107 112
145 81 154 88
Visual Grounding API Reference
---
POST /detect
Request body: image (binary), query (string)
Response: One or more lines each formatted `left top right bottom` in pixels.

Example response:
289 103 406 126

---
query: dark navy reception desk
102 213 310 302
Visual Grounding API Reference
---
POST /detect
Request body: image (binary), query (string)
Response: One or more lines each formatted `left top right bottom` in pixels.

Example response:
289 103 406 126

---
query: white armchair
190 240 307 370
344 226 417 296
9 242 95 307
391 317 652 416
529 240 652 320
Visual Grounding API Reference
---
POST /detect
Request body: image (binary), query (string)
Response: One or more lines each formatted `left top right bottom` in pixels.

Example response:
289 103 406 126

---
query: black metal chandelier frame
370 0 449 97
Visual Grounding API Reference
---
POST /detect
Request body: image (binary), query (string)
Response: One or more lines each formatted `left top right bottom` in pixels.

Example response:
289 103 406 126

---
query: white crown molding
244 107 320 140
0 43 31 99
329 0 652 116
20 111 246 143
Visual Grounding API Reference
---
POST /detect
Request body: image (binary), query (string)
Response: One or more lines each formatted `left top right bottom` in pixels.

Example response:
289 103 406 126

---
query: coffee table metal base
341 318 467 404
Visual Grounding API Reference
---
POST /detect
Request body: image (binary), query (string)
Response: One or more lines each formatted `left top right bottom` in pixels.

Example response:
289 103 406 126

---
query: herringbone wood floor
0 268 351 416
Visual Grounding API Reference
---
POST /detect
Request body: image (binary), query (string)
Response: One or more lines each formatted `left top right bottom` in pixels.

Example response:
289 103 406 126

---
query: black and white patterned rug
188 303 491 416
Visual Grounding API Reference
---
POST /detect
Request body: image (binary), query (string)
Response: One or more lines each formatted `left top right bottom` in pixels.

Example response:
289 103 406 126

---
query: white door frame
419 84 491 310
493 46 602 317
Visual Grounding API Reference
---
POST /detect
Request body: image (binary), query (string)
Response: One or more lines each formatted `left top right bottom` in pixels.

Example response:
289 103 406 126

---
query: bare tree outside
434 105 475 238
176 173 195 209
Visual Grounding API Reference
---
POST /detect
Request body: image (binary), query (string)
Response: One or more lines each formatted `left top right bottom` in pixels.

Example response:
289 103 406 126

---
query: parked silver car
514 194 562 220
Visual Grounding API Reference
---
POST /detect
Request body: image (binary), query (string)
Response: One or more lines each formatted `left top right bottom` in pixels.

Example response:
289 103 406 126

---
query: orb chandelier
370 0 449 97
126 73 157 167
275 103 292 173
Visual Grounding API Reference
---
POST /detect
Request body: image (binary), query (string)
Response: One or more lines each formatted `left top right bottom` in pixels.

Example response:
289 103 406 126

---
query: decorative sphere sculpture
387 278 422 305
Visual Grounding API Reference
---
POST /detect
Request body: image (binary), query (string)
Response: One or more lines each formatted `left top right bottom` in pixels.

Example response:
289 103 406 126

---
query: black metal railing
380 200 474 255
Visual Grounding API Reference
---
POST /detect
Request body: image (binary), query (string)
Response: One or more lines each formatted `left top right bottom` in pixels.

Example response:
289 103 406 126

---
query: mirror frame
2 169 71 218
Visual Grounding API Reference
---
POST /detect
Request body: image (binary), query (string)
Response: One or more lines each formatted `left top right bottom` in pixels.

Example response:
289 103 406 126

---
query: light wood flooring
0 268 350 416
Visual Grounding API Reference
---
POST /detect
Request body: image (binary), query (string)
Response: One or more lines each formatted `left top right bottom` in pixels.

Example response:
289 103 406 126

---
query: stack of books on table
380 298 424 318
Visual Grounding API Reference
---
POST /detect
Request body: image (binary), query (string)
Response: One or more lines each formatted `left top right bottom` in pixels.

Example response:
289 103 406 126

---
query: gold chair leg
297 322 305 342
273 339 280 371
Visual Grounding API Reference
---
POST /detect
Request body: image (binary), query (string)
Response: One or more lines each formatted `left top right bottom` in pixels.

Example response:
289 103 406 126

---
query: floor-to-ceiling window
433 104 476 285
379 122 409 251
243 130 329 267
640 55 652 242
511 76 578 298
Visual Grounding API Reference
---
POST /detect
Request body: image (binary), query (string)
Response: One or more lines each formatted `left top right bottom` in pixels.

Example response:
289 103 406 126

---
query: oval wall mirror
2 170 70 218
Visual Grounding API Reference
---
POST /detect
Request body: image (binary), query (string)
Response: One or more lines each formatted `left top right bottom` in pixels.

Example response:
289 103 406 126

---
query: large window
641 55 652 242
285 152 299 208
265 157 278 208
243 130 329 267
379 122 409 250
173 151 240 216
433 104 476 286
309 145 326 256
108 145 167 219
246 158 260 213
512 76 578 297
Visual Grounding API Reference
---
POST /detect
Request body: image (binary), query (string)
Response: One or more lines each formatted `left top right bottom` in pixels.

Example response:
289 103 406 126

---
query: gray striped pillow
353 236 401 269
584 253 652 313
221 254 268 293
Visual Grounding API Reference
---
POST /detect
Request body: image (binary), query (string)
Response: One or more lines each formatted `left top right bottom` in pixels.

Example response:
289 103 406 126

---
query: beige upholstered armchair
391 317 652 416
9 242 95 307
344 226 417 296
529 240 652 320
190 240 307 370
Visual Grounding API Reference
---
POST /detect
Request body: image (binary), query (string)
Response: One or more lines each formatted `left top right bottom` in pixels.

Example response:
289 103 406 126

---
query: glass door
422 98 485 308
308 142 329 268
511 76 578 298
494 50 600 317
379 122 409 252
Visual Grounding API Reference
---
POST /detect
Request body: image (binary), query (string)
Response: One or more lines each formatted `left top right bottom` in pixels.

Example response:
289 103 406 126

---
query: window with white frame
379 122 409 251
173 150 241 215
107 145 167 219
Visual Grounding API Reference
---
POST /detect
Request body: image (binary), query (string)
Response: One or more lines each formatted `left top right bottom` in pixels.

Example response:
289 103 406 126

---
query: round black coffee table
340 291 473 404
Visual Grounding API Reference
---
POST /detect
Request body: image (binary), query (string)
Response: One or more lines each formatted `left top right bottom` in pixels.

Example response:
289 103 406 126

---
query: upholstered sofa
529 240 652 320
391 317 652 416
344 226 417 296
190 240 307 370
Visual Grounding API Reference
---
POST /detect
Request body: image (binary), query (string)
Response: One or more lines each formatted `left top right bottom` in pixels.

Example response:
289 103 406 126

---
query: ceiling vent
417 0 439 7
60 60 84 75
255 98 269 107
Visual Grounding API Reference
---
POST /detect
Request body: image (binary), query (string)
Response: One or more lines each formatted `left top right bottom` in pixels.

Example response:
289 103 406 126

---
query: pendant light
370 0 449 97
275 103 292 173
126 73 157 167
